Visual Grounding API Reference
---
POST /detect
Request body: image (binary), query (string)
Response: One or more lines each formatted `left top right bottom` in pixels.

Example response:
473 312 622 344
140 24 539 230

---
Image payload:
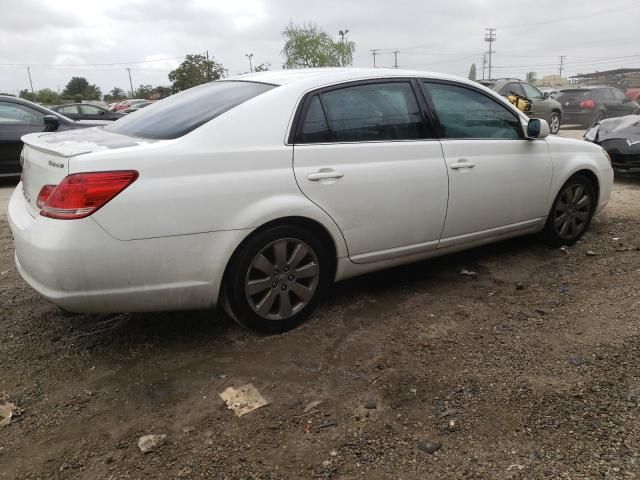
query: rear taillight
36 185 56 208
580 99 595 109
40 171 138 220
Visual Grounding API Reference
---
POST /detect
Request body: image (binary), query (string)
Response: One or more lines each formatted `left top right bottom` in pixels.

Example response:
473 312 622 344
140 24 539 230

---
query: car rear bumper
8 184 251 313
562 111 595 126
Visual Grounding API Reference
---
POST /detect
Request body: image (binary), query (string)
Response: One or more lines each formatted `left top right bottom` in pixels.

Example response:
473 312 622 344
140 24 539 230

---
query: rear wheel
542 174 596 246
224 225 331 334
549 112 561 134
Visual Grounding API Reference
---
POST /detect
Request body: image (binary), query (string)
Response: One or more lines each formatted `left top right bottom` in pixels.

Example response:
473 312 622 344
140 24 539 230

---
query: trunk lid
557 89 592 113
20 127 154 217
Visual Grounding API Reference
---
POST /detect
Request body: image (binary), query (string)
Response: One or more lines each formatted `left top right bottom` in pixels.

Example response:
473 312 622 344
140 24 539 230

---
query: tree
253 63 271 72
135 84 154 99
35 88 61 105
168 54 225 93
281 22 355 68
104 87 126 102
62 76 101 100
526 71 538 83
152 86 171 99
19 89 36 101
468 63 477 81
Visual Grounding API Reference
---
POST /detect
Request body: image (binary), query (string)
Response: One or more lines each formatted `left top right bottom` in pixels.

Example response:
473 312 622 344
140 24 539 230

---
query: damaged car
584 115 640 172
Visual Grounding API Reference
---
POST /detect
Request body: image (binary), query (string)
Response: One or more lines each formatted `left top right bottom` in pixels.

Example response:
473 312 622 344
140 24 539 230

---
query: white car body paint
7 68 613 314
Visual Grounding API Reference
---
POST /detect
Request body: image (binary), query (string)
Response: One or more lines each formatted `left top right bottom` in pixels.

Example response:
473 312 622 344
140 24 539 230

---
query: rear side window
0 101 44 125
423 82 522 139
106 81 275 139
611 88 628 101
301 82 425 143
501 82 525 97
299 96 332 143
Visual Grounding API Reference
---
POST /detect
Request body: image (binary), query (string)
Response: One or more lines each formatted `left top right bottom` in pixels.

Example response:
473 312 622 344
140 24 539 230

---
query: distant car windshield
106 81 276 139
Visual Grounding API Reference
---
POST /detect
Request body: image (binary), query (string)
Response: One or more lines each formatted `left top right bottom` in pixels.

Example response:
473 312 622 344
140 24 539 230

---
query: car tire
549 112 561 134
542 174 596 247
224 225 331 334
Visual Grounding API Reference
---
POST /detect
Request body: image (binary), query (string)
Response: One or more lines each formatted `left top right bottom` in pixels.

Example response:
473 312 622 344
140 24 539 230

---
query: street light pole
246 53 254 73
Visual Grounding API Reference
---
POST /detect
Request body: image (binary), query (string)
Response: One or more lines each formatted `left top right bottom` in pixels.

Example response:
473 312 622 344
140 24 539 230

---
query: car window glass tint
612 89 627 101
106 81 276 140
59 105 79 114
0 101 45 125
522 83 543 100
423 82 522 139
319 82 425 142
504 83 525 97
298 96 332 143
80 105 101 114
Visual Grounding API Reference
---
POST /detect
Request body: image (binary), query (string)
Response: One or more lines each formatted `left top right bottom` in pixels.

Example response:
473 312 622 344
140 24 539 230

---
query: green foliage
104 87 126 102
19 89 36 101
134 84 154 99
35 88 61 105
62 76 102 100
152 86 171 99
281 22 355 68
468 63 477 81
168 54 225 93
253 63 271 72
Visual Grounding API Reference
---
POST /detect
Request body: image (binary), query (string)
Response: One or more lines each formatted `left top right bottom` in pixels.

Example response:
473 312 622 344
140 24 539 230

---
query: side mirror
98 110 105 115
526 118 550 139
43 115 60 132
543 92 550 99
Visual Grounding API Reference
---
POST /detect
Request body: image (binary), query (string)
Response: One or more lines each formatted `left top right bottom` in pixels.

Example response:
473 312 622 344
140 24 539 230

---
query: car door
292 80 449 262
0 101 46 175
421 81 552 244
521 83 546 118
609 88 637 117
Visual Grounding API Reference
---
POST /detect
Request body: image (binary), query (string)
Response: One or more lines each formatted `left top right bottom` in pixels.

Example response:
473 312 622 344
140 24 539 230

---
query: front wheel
548 112 561 134
542 174 596 246
224 225 331 334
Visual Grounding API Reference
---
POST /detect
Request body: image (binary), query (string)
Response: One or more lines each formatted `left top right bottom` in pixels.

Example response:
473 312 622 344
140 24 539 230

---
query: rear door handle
449 161 475 170
307 171 344 181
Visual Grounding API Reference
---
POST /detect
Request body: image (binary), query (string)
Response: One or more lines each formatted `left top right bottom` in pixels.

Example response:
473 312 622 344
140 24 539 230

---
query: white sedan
8 68 613 333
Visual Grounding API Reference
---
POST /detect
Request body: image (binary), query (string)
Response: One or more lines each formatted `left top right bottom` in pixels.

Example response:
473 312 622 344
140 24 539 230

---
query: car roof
230 67 478 89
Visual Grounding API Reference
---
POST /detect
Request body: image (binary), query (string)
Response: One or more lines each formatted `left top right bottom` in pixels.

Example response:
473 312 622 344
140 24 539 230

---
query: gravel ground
1 128 639 479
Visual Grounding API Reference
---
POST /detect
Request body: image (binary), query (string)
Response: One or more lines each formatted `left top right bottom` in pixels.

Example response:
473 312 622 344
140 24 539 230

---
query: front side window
106 81 275 139
0 102 44 125
423 82 522 139
522 83 543 100
314 82 425 142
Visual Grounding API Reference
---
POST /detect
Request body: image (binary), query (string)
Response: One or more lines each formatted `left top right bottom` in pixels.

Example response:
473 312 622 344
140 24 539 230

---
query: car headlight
584 124 599 142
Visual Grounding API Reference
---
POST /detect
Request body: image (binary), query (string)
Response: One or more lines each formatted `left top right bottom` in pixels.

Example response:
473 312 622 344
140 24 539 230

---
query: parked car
8 69 613 333
480 78 563 134
0 95 109 177
625 87 640 102
556 86 640 127
120 101 153 114
111 99 148 112
584 114 640 172
51 103 123 121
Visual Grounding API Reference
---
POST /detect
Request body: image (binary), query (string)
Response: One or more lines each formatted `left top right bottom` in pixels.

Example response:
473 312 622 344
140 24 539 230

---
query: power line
0 56 185 67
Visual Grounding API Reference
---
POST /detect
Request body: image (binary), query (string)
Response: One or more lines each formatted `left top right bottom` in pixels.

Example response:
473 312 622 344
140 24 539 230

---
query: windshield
106 81 276 139
557 89 592 100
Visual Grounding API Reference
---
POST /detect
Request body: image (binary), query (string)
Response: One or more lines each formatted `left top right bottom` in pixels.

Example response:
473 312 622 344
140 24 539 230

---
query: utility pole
559 55 566 79
27 66 34 97
370 49 380 68
484 28 496 80
481 54 487 80
126 68 134 98
245 53 254 73
392 50 399 69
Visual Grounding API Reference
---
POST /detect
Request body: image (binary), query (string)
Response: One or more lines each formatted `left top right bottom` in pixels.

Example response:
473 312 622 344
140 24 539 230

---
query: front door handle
307 171 345 181
449 161 476 170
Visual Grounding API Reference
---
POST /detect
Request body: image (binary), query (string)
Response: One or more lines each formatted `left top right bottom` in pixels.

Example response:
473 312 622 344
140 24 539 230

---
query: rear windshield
557 89 592 100
106 81 276 139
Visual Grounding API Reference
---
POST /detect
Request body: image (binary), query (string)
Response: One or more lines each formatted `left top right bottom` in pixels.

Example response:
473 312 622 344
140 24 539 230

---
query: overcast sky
1 0 639 96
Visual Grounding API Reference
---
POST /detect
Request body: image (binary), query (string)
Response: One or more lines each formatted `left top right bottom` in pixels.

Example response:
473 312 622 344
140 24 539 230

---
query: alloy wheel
554 183 592 241
245 238 320 320
549 114 560 134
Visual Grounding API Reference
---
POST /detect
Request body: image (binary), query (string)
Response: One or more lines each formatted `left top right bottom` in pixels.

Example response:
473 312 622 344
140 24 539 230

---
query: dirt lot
1 128 640 479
